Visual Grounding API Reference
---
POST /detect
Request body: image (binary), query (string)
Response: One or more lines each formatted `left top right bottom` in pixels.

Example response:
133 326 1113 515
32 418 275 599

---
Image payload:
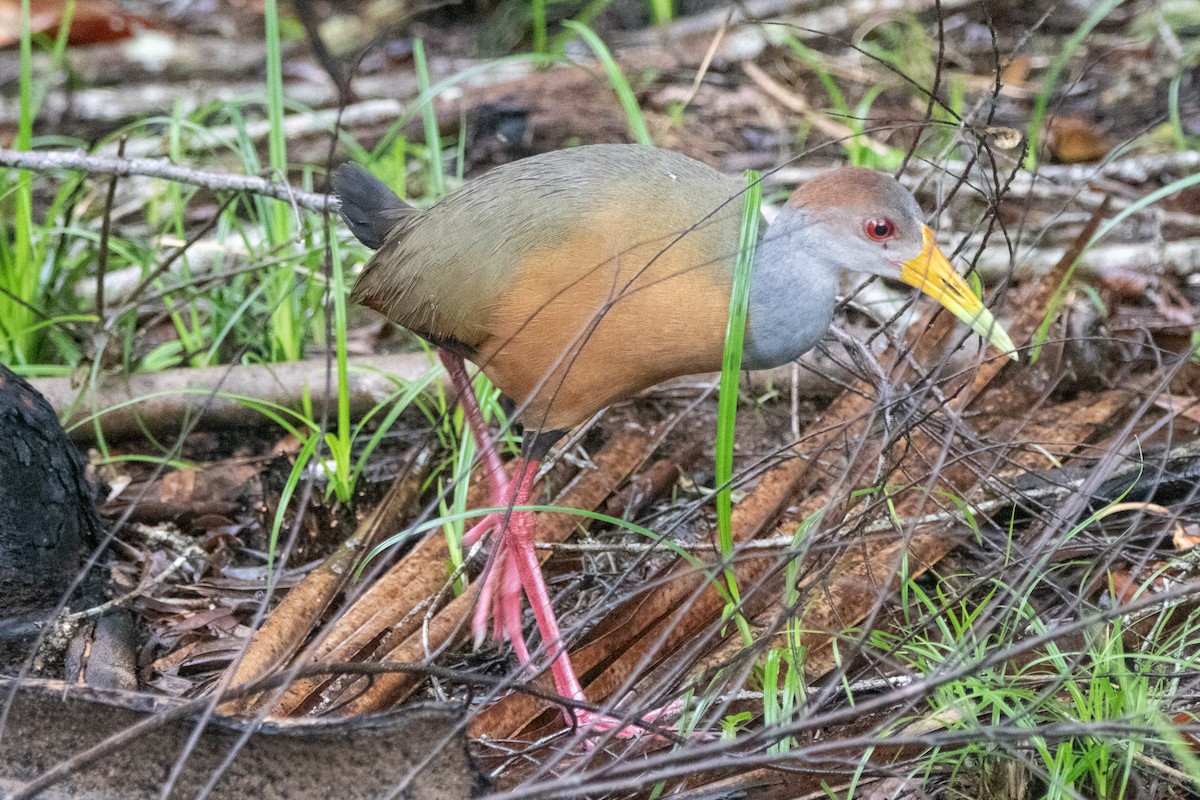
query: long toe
471 558 500 650
471 537 536 670
568 703 698 741
495 544 532 665
462 512 501 549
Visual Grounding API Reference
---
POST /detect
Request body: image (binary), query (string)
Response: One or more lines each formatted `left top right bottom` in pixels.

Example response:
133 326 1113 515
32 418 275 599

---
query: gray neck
743 206 839 370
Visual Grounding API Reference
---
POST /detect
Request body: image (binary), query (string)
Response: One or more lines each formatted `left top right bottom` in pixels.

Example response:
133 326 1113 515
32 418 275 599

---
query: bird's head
788 168 1017 360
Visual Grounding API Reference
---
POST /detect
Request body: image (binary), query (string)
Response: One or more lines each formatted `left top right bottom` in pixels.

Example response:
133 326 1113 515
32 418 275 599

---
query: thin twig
0 147 332 211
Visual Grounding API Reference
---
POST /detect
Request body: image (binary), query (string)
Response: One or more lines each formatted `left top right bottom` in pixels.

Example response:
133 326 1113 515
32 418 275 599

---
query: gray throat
742 206 840 370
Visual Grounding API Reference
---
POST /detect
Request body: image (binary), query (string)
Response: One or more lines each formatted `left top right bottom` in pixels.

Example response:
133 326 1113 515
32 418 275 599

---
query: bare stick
0 147 332 212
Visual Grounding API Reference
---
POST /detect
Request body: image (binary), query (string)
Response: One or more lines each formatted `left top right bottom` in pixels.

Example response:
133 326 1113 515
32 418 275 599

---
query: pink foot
464 462 697 739
439 351 697 740
567 701 692 740
471 529 532 664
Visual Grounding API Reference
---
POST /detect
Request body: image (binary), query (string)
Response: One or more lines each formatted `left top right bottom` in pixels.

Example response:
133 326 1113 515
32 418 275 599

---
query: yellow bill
900 225 1018 361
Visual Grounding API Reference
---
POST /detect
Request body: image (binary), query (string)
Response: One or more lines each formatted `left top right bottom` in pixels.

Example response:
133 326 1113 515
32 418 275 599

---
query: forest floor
2 0 1200 798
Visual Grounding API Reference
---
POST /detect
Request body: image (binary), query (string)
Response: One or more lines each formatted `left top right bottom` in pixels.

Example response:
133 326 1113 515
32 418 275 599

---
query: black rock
0 365 97 619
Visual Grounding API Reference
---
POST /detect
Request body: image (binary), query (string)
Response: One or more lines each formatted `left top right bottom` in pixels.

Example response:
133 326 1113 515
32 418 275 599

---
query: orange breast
476 209 734 432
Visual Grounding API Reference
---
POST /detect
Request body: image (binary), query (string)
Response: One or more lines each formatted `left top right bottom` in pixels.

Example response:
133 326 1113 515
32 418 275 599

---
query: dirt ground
3 0 1200 797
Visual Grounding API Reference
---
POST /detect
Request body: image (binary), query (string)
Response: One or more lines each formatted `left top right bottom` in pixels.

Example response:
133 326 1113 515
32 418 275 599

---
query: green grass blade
3 0 37 364
714 171 761 645
1025 0 1126 170
1030 170 1200 360
262 0 300 362
648 0 672 25
561 20 653 146
531 0 547 54
412 39 446 199
268 431 322 572
328 233 353 502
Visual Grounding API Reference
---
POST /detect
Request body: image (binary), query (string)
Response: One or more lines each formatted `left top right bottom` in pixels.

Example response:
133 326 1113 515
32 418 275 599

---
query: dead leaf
158 468 197 504
1108 570 1171 605
1047 116 1111 163
0 0 158 47
1000 55 1031 87
1154 393 1200 425
1174 522 1200 551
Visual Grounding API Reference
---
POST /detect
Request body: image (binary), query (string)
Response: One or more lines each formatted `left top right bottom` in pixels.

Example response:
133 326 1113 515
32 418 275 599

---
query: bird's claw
465 507 705 744
462 511 502 549
567 701 704 742
471 523 534 667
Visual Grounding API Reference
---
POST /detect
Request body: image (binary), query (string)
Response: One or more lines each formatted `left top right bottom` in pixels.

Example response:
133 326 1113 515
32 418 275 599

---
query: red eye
865 219 896 241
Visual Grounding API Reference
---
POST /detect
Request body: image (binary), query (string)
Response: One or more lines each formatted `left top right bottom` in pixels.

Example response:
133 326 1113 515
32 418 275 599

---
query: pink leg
438 350 532 659
439 350 508 500
493 459 685 737
439 351 684 737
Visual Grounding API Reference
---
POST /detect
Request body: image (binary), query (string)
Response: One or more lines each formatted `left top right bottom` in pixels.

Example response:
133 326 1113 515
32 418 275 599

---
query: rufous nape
333 144 1015 735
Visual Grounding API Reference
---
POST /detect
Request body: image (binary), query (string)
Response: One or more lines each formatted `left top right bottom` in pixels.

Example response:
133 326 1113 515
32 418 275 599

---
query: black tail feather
332 163 411 250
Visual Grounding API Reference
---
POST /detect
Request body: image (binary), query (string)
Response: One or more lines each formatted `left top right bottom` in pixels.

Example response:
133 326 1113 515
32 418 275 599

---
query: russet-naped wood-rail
334 144 1015 734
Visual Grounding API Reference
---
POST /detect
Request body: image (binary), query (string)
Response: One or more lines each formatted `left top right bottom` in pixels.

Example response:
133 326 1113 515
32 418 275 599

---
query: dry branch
0 147 331 211
267 461 525 716
969 238 1200 281
33 340 958 443
221 446 433 713
770 152 1200 202
615 0 951 47
32 353 439 442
